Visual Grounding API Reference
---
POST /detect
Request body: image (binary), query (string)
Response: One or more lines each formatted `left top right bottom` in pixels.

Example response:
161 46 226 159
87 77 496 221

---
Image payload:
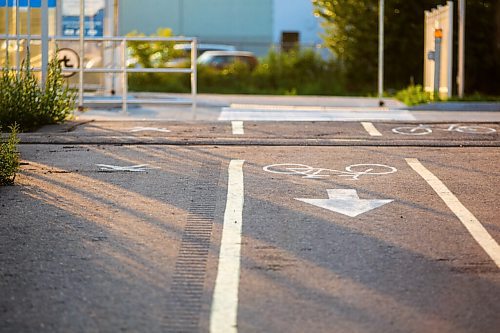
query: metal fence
0 34 198 113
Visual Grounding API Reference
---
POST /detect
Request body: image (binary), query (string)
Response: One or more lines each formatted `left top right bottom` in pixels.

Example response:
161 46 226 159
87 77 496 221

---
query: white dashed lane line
231 121 245 135
361 122 383 136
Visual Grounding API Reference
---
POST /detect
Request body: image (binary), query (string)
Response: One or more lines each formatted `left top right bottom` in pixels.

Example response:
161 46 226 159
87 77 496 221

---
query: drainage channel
165 162 221 332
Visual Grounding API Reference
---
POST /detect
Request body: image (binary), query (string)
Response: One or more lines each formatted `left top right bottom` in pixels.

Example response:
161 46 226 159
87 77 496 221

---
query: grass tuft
0 124 20 186
395 84 434 106
0 49 76 132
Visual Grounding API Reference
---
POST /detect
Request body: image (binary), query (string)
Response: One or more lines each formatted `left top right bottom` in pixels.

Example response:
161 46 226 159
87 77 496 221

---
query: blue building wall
119 0 273 54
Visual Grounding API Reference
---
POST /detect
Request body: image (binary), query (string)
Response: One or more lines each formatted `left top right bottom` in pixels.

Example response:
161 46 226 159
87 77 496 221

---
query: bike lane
2 143 499 332
214 146 500 333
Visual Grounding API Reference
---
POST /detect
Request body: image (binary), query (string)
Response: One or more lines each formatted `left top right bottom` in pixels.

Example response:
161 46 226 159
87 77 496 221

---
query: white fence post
41 0 49 90
78 0 85 110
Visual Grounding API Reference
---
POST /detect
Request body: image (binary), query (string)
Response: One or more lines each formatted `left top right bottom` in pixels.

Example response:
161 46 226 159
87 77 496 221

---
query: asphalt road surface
1 119 499 333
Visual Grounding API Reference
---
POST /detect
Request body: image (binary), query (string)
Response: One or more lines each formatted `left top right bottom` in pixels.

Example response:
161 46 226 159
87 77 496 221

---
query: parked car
166 43 237 67
174 43 236 56
197 51 258 70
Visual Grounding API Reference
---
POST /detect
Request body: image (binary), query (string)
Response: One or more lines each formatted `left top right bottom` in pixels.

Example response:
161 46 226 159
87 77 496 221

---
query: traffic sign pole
458 0 465 98
378 0 384 106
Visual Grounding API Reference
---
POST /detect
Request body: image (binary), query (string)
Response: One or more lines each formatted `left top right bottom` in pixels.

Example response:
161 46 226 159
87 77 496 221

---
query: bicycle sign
263 163 397 180
392 124 496 136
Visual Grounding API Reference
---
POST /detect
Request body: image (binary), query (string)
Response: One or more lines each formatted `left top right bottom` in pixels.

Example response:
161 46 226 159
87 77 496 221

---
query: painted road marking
296 189 393 217
263 163 397 180
393 124 497 136
392 124 432 136
96 164 159 172
361 122 383 136
210 160 245 333
406 158 500 268
229 104 390 111
219 107 416 121
129 127 171 133
445 124 496 134
231 121 245 135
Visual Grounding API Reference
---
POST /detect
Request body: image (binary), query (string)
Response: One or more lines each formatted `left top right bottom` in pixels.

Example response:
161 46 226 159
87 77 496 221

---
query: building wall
272 0 321 45
119 0 272 43
119 0 324 55
119 0 181 35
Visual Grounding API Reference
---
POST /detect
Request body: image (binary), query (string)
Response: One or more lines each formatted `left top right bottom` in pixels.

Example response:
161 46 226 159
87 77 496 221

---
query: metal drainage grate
165 163 221 332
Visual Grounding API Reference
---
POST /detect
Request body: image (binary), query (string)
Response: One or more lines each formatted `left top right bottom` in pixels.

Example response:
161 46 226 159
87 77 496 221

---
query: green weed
0 124 20 186
0 50 76 132
395 85 434 106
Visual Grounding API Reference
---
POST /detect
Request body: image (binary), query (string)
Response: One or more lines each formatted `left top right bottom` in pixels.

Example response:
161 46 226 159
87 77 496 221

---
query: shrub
0 124 20 186
0 50 76 132
128 48 345 96
395 84 434 106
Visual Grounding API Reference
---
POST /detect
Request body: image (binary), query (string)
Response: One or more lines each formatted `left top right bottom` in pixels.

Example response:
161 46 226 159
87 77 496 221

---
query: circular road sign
57 48 80 78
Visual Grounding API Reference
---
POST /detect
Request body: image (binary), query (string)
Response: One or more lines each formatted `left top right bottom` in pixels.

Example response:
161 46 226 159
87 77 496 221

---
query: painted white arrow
129 127 171 133
96 164 159 172
295 189 393 217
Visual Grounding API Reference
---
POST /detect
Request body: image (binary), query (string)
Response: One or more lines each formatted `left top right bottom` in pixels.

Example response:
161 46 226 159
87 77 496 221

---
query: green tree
313 0 379 93
464 0 499 95
313 0 500 95
127 27 182 68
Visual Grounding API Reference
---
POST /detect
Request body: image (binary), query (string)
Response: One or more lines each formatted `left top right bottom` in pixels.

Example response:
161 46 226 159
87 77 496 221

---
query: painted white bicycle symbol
392 124 496 136
263 163 397 180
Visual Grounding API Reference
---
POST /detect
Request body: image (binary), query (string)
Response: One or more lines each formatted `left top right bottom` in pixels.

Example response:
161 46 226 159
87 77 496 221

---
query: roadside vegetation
0 50 76 185
0 51 76 132
0 124 20 186
128 48 345 96
394 84 500 106
395 85 434 106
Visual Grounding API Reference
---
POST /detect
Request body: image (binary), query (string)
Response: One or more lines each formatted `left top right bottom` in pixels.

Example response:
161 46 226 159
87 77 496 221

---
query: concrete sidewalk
408 101 500 112
72 93 500 122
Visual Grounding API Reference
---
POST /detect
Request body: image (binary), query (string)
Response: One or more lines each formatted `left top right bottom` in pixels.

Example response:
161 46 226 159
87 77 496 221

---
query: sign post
78 0 85 110
378 0 384 106
424 2 453 99
457 0 465 98
433 28 442 96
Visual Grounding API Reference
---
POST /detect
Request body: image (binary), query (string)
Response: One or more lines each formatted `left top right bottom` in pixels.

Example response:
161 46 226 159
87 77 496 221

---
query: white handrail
0 34 198 114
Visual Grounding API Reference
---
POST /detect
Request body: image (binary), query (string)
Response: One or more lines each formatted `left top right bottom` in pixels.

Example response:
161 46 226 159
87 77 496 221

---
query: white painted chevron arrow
295 189 393 217
129 127 171 133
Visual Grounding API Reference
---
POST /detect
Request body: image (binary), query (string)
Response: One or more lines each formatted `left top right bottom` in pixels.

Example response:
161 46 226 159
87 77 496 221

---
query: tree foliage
313 0 500 95
313 0 379 92
126 28 183 68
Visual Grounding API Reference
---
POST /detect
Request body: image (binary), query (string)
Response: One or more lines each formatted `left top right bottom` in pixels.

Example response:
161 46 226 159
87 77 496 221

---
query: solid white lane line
210 160 245 333
361 122 383 136
232 121 244 135
406 158 500 268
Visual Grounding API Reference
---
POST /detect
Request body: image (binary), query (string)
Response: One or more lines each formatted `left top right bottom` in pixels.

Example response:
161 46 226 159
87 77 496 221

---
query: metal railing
0 34 198 113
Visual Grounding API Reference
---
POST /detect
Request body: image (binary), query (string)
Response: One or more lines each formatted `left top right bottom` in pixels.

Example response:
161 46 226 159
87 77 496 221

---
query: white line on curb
232 121 245 135
406 158 500 268
210 160 245 333
361 122 383 136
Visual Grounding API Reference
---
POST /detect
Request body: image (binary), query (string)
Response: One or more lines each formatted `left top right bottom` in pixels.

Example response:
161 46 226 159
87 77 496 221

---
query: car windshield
197 52 214 64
